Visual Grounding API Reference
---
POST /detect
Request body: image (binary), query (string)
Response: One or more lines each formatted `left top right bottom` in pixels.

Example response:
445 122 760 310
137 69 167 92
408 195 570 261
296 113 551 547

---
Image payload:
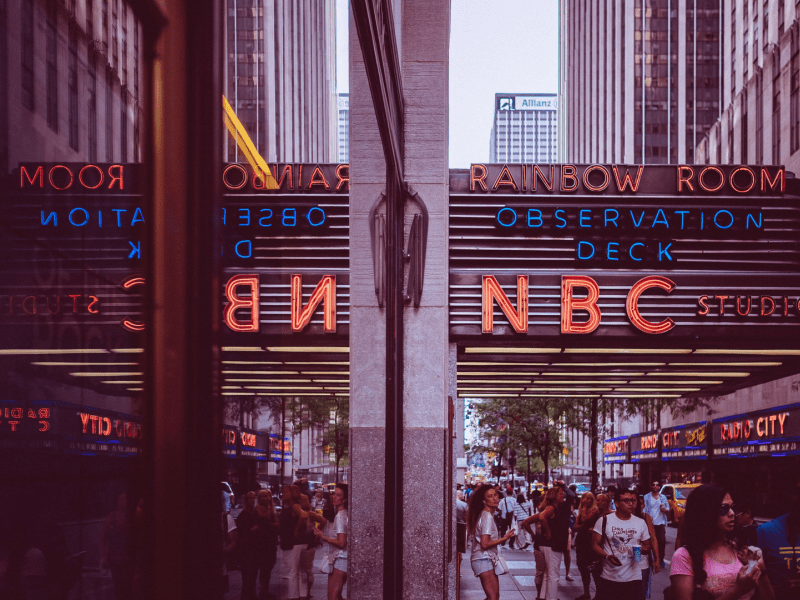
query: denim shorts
471 557 494 576
333 556 347 573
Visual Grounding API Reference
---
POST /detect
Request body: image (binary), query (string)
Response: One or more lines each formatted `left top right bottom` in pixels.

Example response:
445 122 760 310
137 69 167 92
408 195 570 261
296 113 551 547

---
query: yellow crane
222 95 278 189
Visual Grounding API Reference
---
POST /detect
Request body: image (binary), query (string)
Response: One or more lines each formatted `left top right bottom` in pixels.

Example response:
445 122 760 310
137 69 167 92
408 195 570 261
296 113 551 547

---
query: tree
285 395 350 483
472 397 585 485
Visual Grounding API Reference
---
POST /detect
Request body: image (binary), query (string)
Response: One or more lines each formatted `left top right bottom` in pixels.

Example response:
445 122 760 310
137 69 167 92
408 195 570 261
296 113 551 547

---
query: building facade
0 0 143 172
223 0 338 163
560 0 722 164
489 93 558 163
696 1 800 175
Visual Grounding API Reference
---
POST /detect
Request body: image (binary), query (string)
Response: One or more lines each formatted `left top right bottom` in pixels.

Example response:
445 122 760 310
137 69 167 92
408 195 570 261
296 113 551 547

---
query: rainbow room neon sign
482 274 676 335
223 274 337 333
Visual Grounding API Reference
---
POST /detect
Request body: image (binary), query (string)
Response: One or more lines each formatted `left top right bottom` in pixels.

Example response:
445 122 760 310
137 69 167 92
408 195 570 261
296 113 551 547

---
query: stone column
348 0 451 598
401 1 452 596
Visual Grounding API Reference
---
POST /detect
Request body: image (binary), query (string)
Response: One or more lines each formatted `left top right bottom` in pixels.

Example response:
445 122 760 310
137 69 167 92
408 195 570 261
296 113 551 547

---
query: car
660 483 701 526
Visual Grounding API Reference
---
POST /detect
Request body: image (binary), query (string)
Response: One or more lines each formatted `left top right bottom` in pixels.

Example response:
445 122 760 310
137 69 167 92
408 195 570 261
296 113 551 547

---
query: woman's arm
643 514 660 572
307 511 328 526
481 530 514 550
314 528 347 550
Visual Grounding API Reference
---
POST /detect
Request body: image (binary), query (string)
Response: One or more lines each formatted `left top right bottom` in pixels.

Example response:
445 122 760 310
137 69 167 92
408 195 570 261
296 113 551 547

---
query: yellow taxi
659 483 701 526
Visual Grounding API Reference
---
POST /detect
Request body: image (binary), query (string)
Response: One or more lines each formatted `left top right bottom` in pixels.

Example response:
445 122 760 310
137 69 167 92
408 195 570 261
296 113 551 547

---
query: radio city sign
712 403 800 458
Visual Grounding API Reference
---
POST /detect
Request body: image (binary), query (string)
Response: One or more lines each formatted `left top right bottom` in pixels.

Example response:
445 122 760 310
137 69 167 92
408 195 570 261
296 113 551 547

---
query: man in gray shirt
643 480 669 567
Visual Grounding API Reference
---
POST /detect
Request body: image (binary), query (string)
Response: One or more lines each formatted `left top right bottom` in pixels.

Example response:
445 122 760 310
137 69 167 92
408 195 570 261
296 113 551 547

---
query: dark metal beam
350 2 406 598
351 0 405 185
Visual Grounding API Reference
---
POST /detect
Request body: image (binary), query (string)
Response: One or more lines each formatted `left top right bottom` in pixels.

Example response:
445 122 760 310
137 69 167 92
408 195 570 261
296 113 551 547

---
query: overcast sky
336 0 560 168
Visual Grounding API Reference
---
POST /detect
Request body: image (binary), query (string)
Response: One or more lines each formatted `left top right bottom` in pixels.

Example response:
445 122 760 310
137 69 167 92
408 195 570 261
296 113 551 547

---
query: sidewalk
223 525 676 599
458 543 672 600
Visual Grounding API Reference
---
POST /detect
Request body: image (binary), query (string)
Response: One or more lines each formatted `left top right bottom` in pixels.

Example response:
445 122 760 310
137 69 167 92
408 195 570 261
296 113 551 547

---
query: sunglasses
719 503 737 516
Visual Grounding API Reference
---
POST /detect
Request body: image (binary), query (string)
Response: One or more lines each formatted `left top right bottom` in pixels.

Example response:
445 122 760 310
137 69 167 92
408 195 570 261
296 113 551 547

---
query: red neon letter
336 164 350 190
79 165 105 189
677 166 694 191
291 274 336 333
20 165 44 188
307 166 330 189
482 275 529 334
49 165 73 190
561 165 578 192
493 165 519 191
223 164 248 190
583 165 610 192
761 167 786 192
107 165 124 189
561 276 601 334
698 166 724 192
223 274 260 332
626 276 676 334
471 164 488 191
119 277 146 331
612 165 644 192
730 167 756 193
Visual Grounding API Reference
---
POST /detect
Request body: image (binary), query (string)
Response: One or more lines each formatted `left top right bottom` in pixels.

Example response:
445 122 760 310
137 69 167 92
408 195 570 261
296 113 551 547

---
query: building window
21 0 34 110
102 0 108 47
742 90 749 161
112 0 118 70
792 33 799 154
106 71 114 161
120 98 127 162
46 0 58 131
756 74 764 163
121 3 127 87
68 23 79 151
88 51 98 161
773 73 781 163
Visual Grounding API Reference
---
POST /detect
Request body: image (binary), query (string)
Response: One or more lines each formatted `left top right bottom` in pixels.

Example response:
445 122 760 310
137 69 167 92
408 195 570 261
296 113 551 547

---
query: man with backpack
591 488 652 600
498 488 519 547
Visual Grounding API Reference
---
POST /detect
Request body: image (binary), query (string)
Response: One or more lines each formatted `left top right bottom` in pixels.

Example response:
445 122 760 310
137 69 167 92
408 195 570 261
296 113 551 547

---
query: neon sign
481 274 676 335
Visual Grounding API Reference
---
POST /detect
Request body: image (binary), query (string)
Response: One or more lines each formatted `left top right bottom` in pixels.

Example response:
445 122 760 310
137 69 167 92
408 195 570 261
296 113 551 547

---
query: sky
336 0 560 168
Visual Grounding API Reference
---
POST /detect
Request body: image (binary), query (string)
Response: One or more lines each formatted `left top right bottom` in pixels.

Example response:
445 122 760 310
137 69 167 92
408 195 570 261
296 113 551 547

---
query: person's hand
735 562 761 593
502 529 515 541
653 561 661 574
313 528 323 538
606 555 622 567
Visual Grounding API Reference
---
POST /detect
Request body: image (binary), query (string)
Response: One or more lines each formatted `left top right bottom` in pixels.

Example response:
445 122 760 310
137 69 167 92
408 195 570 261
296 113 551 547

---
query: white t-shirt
470 511 500 562
330 508 348 560
499 496 518 519
643 492 669 527
593 512 650 582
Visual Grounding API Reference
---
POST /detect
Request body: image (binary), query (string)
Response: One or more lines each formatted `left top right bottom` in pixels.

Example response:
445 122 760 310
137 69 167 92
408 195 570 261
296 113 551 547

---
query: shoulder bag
493 553 509 575
588 515 608 576
320 554 333 574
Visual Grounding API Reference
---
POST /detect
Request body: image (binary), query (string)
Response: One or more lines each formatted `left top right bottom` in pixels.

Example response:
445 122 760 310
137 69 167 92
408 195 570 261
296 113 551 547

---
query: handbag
588 515 609 576
493 554 509 575
320 554 333 574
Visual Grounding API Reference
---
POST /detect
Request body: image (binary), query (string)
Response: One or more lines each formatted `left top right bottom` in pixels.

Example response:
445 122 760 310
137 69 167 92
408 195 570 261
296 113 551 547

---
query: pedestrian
466 484 514 600
513 493 532 550
311 487 327 514
313 484 349 600
498 488 518 547
523 485 568 600
297 494 326 600
279 485 308 600
563 482 577 582
237 490 279 600
643 480 669 568
574 492 601 600
670 484 774 600
634 494 662 599
756 475 800 599
591 488 651 600
732 501 758 549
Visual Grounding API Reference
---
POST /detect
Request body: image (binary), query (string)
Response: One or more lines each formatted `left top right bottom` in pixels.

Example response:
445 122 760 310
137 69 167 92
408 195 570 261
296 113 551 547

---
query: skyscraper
559 0 721 164
224 0 337 163
695 1 800 175
489 93 558 163
338 92 348 162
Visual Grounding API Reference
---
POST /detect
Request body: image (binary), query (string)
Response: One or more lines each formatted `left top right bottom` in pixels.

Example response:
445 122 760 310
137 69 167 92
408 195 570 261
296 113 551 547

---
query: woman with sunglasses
670 484 774 600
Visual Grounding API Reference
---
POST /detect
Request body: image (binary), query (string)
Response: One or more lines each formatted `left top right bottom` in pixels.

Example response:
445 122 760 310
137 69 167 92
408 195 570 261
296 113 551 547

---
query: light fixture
70 372 144 377
613 387 701 392
266 346 349 353
457 379 531 384
222 347 265 352
602 393 681 398
109 348 145 354
100 380 144 385
464 348 561 354
539 372 646 377
458 362 548 367
693 349 800 355
0 349 110 355
668 362 781 367
563 348 692 354
32 362 140 366
646 372 750 377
